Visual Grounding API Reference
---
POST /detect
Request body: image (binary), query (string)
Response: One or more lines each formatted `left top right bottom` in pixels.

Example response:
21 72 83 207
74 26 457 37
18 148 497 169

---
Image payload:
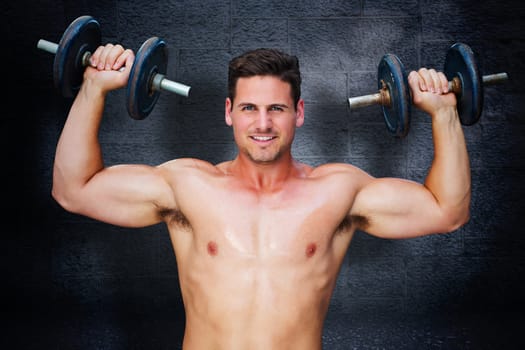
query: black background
3 1 525 348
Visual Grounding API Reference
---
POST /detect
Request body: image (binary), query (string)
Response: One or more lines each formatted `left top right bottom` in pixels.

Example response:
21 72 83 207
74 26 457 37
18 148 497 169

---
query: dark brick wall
4 0 525 348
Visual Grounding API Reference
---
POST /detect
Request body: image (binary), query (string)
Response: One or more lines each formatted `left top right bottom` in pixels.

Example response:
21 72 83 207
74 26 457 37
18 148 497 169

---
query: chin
249 152 282 164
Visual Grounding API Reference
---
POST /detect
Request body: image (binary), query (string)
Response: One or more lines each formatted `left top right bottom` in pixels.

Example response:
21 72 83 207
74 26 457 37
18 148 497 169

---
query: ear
225 98 233 126
295 98 305 127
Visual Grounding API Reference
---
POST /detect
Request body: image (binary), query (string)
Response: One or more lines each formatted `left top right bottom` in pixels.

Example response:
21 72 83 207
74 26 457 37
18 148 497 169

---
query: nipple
305 243 317 258
207 241 218 256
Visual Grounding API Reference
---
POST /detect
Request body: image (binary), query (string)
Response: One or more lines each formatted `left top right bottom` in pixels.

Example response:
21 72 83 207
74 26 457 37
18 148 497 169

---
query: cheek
231 117 251 131
281 119 298 134
230 120 247 141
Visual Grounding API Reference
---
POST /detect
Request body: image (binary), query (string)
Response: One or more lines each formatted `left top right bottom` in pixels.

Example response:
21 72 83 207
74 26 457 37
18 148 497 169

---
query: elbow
51 183 80 214
51 184 69 211
52 165 84 213
442 206 470 234
439 190 471 234
447 212 470 233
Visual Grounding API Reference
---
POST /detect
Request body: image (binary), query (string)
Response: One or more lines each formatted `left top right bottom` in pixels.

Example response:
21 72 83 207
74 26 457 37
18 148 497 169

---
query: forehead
234 76 293 104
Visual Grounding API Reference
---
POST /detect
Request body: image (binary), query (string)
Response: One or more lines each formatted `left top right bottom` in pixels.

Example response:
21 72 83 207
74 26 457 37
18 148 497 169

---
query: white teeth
253 136 273 141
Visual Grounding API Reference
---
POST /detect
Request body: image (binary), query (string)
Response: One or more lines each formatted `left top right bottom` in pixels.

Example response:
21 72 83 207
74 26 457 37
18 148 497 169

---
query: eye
270 105 284 112
241 105 255 111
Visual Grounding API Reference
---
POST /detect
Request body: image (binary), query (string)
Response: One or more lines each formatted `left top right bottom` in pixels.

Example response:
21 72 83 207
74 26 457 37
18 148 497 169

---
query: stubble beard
245 145 283 164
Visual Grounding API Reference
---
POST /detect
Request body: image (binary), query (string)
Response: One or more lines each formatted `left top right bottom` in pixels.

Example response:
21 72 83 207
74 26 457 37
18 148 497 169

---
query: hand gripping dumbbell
37 15 191 120
347 43 509 137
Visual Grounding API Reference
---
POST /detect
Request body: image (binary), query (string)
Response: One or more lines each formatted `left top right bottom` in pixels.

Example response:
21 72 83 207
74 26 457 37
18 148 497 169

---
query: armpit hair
336 214 369 234
159 207 191 229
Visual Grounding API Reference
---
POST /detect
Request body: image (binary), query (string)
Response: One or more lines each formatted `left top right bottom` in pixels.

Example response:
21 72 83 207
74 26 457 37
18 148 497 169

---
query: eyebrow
236 102 290 109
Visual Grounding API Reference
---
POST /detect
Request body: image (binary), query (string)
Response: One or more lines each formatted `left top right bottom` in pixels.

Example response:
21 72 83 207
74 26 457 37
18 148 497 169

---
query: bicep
351 177 449 239
73 164 175 227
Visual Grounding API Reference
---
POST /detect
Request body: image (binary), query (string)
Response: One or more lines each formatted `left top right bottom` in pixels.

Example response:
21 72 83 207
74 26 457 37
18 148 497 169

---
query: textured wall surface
3 0 525 349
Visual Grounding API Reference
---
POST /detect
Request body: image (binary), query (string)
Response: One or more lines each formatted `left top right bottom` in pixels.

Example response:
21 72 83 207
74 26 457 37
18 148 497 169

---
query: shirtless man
52 44 470 349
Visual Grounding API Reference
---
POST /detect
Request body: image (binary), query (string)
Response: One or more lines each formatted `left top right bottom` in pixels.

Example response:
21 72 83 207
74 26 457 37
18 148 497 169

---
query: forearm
52 80 107 202
424 106 471 227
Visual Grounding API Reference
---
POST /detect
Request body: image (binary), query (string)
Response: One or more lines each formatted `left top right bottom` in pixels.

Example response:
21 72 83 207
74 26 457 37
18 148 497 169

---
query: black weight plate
54 16 101 97
378 54 411 137
126 37 168 120
444 43 483 126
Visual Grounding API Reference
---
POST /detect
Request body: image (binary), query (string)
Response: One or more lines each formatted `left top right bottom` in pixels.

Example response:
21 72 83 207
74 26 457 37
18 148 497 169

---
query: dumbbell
347 54 412 137
125 36 191 120
347 43 509 137
37 15 191 120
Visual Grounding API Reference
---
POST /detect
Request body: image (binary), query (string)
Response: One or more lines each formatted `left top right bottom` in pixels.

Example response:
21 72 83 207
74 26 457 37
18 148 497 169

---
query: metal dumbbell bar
37 15 191 120
348 43 509 137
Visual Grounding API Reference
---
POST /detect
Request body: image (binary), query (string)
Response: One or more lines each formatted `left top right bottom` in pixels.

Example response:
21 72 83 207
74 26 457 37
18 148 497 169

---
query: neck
228 152 303 192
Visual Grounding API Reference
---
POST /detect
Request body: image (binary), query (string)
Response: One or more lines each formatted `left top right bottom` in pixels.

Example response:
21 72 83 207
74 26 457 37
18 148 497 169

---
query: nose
255 110 272 130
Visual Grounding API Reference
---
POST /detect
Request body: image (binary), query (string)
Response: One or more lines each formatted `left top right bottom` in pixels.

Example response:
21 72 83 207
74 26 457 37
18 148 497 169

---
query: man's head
225 48 304 164
228 48 302 110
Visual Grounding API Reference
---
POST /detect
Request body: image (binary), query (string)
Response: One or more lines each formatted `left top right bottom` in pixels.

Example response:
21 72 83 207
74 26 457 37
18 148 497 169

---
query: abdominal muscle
177 240 338 350
163 163 357 349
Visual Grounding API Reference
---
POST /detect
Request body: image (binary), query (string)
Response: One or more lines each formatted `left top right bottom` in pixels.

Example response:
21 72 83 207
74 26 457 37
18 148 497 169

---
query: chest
173 181 354 260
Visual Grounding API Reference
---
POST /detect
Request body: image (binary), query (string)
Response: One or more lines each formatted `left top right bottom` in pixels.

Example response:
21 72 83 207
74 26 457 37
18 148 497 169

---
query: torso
160 159 366 349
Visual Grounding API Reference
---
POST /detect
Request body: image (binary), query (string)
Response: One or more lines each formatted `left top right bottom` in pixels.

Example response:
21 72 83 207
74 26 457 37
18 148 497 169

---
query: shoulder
309 162 372 180
158 158 223 175
300 162 376 199
152 158 229 193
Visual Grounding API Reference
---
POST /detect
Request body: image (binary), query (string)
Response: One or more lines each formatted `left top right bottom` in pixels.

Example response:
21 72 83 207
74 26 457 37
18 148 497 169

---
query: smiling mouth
251 136 276 141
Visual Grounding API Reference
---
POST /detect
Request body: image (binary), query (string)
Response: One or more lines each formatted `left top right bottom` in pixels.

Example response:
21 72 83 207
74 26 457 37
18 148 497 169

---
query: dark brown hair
228 48 302 109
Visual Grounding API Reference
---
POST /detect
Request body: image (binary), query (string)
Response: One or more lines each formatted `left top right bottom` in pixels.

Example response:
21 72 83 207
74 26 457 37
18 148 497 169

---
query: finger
105 44 125 70
97 43 115 70
124 51 135 73
408 70 420 90
416 68 430 92
427 69 442 94
113 48 134 70
407 70 425 105
89 45 105 68
103 44 124 70
437 71 449 93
